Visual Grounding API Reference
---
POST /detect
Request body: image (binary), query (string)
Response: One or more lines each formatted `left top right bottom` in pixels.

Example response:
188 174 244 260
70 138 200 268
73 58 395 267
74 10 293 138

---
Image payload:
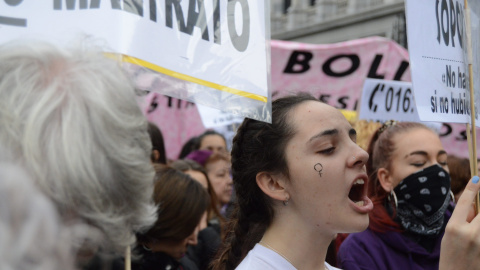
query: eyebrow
405 150 447 158
307 129 338 145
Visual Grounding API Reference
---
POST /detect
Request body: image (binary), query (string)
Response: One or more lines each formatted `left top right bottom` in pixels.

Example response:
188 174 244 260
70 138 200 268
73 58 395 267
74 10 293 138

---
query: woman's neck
261 212 333 269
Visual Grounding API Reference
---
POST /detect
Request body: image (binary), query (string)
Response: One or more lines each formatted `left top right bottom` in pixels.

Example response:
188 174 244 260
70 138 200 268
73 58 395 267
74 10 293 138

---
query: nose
350 146 369 167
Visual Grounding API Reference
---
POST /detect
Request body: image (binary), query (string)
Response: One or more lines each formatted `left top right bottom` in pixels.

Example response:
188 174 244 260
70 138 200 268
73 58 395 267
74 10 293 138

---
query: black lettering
367 54 385 79
227 0 250 52
187 0 209 41
441 0 449 46
5 0 22 5
436 0 441 44
455 130 467 141
338 96 348 109
322 54 360 77
111 0 121 10
54 0 88 9
449 0 456 47
393 61 410 81
283 51 313 74
213 0 221 44
149 0 156 21
456 2 463 48
166 0 187 32
123 0 143 16
439 123 452 137
319 94 330 103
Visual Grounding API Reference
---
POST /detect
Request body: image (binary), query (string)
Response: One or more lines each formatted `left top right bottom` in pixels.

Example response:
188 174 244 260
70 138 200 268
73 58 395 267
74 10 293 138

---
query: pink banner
143 37 478 160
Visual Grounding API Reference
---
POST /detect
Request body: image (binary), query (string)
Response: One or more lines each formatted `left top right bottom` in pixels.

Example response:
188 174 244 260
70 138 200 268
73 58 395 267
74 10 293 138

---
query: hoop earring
449 190 455 204
388 190 398 209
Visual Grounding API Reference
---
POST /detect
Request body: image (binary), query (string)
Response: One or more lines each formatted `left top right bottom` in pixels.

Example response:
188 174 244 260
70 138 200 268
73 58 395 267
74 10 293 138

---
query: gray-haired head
0 161 76 270
0 40 157 254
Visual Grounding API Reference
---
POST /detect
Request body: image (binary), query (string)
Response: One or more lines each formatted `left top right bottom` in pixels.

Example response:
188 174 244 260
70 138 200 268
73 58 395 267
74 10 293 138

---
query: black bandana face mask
393 164 451 236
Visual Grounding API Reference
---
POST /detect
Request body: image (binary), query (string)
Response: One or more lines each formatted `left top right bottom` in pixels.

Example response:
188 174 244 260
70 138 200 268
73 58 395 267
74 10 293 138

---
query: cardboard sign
0 0 271 121
405 0 479 125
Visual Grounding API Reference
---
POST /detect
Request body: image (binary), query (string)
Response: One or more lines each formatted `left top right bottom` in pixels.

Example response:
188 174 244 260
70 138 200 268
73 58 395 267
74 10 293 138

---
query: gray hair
0 40 157 254
0 162 76 270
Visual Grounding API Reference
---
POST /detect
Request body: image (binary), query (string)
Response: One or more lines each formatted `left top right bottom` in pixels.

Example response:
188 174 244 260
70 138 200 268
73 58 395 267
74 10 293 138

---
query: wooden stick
465 0 479 214
125 246 131 270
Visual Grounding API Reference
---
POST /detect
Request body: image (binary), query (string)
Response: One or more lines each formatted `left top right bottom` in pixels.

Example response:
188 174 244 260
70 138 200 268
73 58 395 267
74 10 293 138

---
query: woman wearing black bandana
338 121 455 270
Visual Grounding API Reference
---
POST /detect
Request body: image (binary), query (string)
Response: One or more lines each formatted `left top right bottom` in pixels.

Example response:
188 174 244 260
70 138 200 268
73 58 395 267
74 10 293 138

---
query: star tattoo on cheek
314 163 323 177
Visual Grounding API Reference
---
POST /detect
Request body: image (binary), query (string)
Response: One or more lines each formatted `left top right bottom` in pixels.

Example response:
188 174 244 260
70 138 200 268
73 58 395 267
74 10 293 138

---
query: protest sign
359 79 418 122
143 37 479 160
0 0 271 122
196 104 244 129
405 0 479 125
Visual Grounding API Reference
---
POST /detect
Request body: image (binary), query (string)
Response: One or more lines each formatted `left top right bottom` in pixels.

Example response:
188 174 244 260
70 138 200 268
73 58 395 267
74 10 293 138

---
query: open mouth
348 178 366 206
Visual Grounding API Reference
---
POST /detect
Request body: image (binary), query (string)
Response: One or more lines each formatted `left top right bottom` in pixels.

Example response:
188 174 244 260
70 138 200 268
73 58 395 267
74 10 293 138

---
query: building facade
270 0 407 48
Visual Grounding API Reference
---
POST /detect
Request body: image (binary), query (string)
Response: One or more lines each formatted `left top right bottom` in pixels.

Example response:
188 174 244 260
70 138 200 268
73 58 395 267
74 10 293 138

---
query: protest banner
0 0 271 122
143 37 480 160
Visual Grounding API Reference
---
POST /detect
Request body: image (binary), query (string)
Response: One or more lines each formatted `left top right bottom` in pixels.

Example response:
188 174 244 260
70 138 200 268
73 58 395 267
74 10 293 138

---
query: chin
342 216 370 233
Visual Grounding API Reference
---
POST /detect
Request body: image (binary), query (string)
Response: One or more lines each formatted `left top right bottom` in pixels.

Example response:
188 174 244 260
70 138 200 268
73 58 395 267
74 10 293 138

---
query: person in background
148 122 167 164
179 130 229 160
178 136 200 160
0 40 157 268
338 121 453 270
204 151 234 217
448 155 471 203
171 159 225 270
125 165 209 270
197 130 228 155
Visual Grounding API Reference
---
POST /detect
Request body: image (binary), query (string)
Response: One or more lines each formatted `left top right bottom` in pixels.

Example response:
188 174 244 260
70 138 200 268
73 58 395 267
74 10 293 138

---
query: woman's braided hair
210 93 318 269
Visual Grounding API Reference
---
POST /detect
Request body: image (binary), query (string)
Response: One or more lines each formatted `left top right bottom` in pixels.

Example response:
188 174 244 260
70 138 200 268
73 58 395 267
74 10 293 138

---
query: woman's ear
256 171 289 202
152 149 160 162
377 168 394 192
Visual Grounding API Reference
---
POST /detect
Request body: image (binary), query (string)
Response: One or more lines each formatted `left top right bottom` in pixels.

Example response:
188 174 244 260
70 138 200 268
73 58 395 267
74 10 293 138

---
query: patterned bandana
393 164 451 236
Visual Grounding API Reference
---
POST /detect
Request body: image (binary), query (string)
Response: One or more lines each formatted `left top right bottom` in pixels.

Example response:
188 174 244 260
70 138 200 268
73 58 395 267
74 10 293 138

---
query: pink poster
143 37 478 160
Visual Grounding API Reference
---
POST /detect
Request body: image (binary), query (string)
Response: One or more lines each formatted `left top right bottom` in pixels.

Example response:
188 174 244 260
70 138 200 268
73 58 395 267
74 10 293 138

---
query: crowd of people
2 39 480 270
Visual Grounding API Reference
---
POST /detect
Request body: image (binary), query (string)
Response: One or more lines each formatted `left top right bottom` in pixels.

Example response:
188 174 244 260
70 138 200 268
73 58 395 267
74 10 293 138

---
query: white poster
405 0 479 126
359 79 419 122
0 0 271 122
196 104 244 128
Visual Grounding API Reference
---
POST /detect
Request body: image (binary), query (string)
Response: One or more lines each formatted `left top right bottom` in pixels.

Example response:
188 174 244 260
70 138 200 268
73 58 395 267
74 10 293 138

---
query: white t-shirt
236 244 341 270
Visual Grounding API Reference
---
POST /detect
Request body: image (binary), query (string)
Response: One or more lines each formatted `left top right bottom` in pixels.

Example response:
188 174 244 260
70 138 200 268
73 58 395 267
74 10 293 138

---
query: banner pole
125 246 131 270
465 0 479 214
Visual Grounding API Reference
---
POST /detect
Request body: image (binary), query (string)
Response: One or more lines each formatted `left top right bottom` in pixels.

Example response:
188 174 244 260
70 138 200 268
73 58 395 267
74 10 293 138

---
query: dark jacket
186 226 221 270
112 247 198 270
337 209 452 270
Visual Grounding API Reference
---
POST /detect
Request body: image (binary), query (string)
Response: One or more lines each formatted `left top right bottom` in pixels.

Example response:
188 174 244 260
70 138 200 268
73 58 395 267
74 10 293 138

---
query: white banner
0 0 271 122
359 79 419 122
196 104 244 128
405 0 479 126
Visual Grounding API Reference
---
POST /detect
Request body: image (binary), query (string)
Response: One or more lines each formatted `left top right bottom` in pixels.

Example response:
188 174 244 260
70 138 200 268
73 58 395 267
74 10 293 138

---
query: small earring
449 190 455 204
283 197 289 206
388 190 398 209
352 156 356 160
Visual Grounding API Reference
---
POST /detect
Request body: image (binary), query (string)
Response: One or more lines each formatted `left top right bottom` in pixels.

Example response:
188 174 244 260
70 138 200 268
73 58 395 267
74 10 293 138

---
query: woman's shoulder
236 244 296 270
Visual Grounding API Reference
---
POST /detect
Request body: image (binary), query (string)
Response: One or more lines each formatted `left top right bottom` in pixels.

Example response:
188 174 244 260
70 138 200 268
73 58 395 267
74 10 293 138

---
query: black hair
210 93 318 269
